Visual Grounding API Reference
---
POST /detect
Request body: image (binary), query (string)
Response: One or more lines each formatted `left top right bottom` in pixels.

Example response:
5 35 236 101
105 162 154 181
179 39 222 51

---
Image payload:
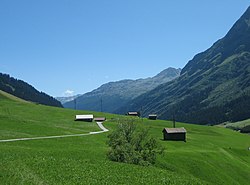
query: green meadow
0 91 250 185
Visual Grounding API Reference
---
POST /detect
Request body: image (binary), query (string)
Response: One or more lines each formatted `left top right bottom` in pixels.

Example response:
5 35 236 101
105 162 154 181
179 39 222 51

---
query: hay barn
162 127 186 142
127 112 139 116
148 114 157 120
94 117 106 122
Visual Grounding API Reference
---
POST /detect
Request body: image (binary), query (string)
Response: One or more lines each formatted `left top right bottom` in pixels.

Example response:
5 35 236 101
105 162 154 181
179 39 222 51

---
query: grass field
221 119 250 131
0 91 250 184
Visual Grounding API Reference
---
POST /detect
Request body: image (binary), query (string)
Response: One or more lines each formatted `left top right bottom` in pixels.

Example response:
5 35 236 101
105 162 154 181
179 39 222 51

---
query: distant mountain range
0 73 62 107
56 95 81 105
63 67 181 113
119 6 250 124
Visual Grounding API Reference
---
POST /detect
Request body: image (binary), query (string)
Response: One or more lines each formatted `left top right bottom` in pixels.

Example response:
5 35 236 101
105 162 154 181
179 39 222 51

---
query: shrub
107 119 164 166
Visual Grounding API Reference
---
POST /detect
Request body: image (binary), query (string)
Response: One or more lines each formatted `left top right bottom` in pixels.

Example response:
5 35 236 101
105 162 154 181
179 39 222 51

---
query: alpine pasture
0 91 249 185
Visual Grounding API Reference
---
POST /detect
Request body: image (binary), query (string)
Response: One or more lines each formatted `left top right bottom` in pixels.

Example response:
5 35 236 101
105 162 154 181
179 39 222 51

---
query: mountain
56 94 81 104
64 67 181 112
0 73 63 107
119 6 250 125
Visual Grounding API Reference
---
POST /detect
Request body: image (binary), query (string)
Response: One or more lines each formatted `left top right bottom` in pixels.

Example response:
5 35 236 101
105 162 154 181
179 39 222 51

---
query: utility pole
74 99 77 110
140 106 143 122
173 111 176 128
100 97 103 112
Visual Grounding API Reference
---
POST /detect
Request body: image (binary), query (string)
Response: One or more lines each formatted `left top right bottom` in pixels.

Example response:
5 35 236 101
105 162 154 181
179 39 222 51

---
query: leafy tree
107 119 164 166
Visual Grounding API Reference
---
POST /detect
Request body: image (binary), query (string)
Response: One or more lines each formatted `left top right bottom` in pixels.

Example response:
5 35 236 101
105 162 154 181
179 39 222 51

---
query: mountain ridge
63 67 181 112
56 94 81 104
118 6 250 124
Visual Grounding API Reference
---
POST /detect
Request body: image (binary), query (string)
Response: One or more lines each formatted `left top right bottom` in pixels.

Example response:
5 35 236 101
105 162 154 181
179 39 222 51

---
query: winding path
0 122 109 143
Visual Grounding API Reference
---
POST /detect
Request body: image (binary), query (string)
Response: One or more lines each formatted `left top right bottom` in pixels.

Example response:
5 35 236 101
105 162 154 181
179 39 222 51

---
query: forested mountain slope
120 6 250 124
64 67 181 113
0 73 62 107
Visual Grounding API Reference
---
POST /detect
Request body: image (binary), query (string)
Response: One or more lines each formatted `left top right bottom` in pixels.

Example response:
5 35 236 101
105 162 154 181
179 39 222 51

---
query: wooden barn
127 112 139 117
148 114 157 120
94 117 106 122
162 127 186 142
75 115 94 122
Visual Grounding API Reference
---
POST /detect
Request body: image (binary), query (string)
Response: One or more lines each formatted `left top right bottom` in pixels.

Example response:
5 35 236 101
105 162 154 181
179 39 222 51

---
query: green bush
107 119 164 166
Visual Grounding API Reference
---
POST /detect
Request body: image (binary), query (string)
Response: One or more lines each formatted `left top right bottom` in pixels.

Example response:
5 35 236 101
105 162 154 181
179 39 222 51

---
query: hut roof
149 114 157 117
128 112 138 114
75 115 94 120
94 117 106 121
163 127 187 134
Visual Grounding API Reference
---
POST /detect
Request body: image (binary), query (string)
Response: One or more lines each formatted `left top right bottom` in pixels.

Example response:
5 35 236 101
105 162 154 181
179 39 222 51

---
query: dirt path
0 122 109 143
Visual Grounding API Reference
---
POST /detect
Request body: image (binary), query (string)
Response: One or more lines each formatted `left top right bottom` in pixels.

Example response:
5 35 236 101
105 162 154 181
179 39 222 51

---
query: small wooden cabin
75 115 94 122
148 114 157 120
127 112 139 117
162 127 186 142
94 117 106 122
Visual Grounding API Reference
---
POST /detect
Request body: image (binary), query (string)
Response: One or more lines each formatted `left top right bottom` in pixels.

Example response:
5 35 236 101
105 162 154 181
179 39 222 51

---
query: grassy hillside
0 92 250 184
220 119 250 133
0 90 102 140
223 119 250 129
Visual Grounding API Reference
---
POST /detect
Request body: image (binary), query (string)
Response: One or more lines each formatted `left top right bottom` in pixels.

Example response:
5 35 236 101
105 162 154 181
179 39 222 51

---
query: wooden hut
75 115 94 122
127 112 139 117
94 117 106 122
148 114 157 120
162 127 186 142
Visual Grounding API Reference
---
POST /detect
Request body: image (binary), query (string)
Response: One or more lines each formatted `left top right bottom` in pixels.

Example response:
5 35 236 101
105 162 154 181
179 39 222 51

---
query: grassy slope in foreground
0 91 250 185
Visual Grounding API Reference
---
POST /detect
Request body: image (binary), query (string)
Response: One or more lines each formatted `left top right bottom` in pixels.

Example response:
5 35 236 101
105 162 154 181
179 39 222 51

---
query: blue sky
0 0 249 97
